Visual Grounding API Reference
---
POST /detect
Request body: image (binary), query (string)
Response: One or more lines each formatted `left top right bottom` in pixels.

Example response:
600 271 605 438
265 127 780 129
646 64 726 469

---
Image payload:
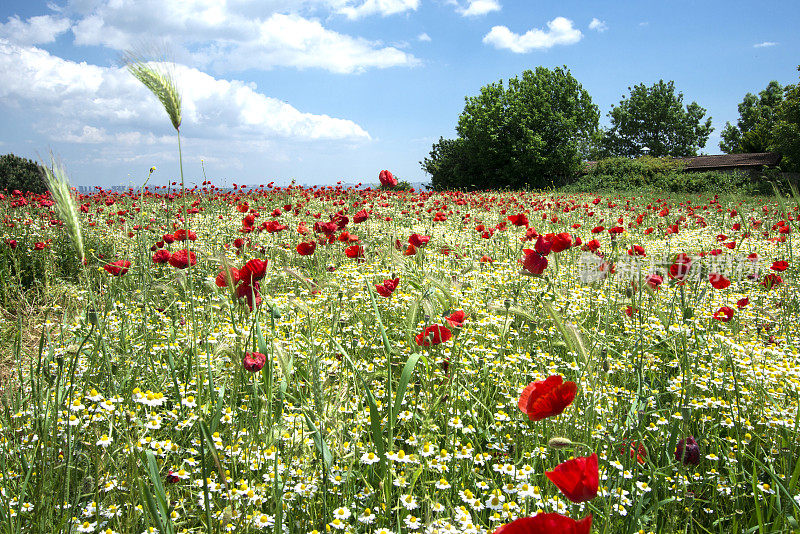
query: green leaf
304 412 332 470
393 352 422 424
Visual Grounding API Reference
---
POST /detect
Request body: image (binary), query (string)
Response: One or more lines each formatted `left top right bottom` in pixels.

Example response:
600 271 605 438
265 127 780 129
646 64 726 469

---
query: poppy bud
675 436 701 466
548 437 574 449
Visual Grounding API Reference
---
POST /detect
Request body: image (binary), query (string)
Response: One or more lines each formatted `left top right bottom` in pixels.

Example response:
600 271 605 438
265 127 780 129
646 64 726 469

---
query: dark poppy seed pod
675 436 701 466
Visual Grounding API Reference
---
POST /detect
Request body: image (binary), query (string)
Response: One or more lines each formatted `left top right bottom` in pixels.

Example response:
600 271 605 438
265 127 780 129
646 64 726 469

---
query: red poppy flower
771 260 788 271
669 253 693 281
379 169 397 188
104 260 131 276
152 249 171 264
493 514 592 534
403 244 417 256
215 267 241 288
162 233 175 244
713 306 735 322
243 351 266 372
5 239 17 249
409 233 430 247
534 235 552 255
240 258 267 284
591 226 604 234
582 239 601 252
645 273 663 290
518 375 576 421
508 213 529 227
521 249 548 275
296 240 316 256
761 273 783 289
550 232 573 253
546 453 599 503
344 245 364 258
34 241 47 250
736 297 749 308
168 249 197 269
480 254 494 263
353 209 368 223
236 282 262 310
445 310 465 328
414 324 452 346
627 245 646 256
709 274 730 290
376 277 400 297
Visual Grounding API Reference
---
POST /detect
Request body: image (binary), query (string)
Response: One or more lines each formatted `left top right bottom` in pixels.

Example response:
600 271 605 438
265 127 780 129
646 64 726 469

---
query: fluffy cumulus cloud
483 17 582 53
61 0 419 74
0 14 71 45
0 38 370 146
456 0 501 17
589 18 608 32
332 0 420 20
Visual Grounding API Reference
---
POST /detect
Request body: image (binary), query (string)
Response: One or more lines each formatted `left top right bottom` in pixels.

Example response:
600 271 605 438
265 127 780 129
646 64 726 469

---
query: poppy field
1 176 800 534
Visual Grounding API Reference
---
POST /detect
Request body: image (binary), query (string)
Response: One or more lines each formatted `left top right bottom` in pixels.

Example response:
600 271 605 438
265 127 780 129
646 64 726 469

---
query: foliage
720 81 783 154
566 156 794 195
773 66 800 172
599 80 713 158
423 66 600 190
0 154 48 194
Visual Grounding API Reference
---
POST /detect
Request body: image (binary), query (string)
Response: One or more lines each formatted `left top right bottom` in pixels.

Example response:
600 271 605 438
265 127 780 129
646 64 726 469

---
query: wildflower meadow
1 63 799 534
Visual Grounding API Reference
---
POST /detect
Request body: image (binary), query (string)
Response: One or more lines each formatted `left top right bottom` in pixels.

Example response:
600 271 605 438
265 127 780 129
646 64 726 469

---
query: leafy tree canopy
422 66 599 190
772 67 800 172
720 81 783 154
0 153 48 194
600 80 713 158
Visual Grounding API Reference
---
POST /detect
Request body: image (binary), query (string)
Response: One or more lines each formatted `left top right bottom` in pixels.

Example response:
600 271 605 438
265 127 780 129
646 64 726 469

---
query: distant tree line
0 154 48 194
422 65 800 190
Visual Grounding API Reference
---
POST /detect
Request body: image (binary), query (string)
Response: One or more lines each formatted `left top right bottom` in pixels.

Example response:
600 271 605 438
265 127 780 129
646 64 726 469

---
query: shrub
0 153 48 194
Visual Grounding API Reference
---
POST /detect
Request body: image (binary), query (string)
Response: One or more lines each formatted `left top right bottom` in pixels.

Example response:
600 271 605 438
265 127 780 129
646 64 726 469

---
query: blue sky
0 0 798 187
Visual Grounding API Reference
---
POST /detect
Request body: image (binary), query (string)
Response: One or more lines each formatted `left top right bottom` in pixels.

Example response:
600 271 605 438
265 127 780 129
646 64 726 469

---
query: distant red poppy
627 245 646 256
480 254 494 263
445 310 465 328
353 209 368 223
761 272 782 290
34 241 47 250
414 324 452 346
546 453 599 503
403 244 417 256
168 249 197 269
645 273 663 290
376 277 400 297
296 240 316 256
493 513 592 534
215 267 241 288
240 258 267 284
521 249 548 275
518 375 576 421
550 232 573 253
736 297 749 308
152 249 171 264
508 213 529 227
709 274 731 290
669 253 693 281
243 351 266 372
5 239 17 249
713 306 735 322
104 260 131 276
771 260 788 271
409 233 430 247
344 245 364 259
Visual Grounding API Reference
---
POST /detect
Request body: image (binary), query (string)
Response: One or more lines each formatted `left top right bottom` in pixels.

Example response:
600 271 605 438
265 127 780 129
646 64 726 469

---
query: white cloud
333 0 420 19
753 41 778 48
589 18 608 32
65 0 418 73
483 17 582 53
417 32 431 42
457 0 501 17
0 15 71 45
0 39 370 145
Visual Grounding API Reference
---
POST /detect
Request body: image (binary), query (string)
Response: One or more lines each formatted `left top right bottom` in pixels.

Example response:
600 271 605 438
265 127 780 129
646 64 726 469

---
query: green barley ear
43 157 85 264
124 52 182 132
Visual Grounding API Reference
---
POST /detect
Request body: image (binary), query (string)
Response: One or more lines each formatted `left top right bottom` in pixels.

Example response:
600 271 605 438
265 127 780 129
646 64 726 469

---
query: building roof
677 152 782 169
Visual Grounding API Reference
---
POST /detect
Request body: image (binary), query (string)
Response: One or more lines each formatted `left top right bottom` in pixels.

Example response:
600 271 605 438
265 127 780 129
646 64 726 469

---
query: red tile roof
676 152 782 169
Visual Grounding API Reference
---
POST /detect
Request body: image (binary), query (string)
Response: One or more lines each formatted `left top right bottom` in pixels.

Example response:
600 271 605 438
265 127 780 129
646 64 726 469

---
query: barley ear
43 157 85 264
124 53 182 132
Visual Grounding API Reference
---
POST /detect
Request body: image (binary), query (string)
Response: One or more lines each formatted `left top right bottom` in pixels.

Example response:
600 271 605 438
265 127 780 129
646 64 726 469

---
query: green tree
720 81 783 153
0 153 48 194
601 80 713 158
773 67 800 172
422 66 599 190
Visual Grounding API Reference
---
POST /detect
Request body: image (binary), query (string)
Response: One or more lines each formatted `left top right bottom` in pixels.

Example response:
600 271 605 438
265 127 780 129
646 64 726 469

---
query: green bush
587 156 685 181
0 153 48 194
